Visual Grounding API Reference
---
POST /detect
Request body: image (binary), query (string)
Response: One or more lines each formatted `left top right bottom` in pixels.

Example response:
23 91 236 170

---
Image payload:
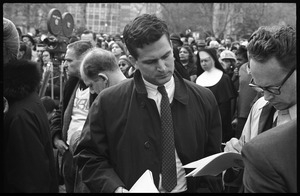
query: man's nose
156 59 167 71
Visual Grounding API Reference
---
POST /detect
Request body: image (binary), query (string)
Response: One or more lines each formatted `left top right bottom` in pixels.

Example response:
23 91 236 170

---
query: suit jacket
242 119 297 193
74 70 223 193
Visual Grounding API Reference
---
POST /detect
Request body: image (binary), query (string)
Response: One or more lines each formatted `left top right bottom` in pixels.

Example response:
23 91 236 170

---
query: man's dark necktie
258 103 276 134
157 86 177 192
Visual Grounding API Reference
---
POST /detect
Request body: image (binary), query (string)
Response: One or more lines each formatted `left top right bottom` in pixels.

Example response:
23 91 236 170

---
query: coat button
141 101 145 108
144 141 150 149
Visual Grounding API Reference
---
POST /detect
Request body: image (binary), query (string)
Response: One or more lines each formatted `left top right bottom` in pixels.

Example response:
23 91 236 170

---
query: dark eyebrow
162 50 172 58
141 50 172 64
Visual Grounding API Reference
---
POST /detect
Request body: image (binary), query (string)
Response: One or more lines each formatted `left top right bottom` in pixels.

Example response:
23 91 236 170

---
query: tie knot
158 86 167 96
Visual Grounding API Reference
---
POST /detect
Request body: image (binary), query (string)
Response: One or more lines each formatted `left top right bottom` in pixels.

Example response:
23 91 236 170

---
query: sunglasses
249 67 295 95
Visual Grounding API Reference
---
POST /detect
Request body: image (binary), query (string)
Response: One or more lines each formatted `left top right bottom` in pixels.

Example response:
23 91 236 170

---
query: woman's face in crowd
179 47 189 62
111 43 123 56
199 51 214 71
42 51 51 64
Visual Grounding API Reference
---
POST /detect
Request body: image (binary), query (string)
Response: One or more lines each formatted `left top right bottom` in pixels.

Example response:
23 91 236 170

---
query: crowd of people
2 14 296 193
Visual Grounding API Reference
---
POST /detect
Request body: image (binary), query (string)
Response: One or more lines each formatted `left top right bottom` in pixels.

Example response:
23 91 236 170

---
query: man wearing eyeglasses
223 25 296 192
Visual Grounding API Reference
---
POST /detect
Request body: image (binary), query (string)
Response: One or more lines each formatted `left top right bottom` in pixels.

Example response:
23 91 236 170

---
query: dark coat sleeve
73 94 125 193
242 119 297 193
4 97 58 192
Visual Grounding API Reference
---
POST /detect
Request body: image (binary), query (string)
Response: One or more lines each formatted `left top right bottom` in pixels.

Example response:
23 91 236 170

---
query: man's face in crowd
249 56 296 111
236 54 248 68
225 38 231 46
22 37 33 48
64 48 82 78
81 33 96 47
133 34 175 86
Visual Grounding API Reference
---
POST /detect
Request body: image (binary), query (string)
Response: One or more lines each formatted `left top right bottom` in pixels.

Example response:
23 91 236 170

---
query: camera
42 8 74 65
39 8 74 101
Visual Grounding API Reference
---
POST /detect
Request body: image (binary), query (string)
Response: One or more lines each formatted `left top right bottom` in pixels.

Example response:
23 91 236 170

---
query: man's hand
231 118 238 130
54 135 68 155
224 137 243 154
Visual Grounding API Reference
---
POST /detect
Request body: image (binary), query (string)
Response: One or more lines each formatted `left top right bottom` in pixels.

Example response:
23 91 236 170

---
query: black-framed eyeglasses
249 67 295 95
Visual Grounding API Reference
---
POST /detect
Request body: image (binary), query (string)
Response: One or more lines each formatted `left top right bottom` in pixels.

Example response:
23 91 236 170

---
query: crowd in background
3 18 261 192
3 15 296 193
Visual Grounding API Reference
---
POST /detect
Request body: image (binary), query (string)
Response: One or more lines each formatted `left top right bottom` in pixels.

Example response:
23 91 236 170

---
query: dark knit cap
41 96 56 113
170 33 183 45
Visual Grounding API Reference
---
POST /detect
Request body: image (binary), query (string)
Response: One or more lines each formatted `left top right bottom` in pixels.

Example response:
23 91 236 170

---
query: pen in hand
239 135 246 146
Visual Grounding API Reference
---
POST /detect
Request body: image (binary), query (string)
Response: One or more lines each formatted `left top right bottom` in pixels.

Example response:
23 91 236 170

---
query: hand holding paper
183 152 244 177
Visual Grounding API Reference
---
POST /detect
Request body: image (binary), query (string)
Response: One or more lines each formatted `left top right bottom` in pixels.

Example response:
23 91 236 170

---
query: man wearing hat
170 33 190 80
219 50 237 79
22 33 37 61
170 33 183 49
196 39 206 50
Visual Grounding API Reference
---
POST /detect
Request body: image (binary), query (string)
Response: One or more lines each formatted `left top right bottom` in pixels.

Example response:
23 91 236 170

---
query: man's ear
98 73 108 82
98 72 109 87
128 55 138 69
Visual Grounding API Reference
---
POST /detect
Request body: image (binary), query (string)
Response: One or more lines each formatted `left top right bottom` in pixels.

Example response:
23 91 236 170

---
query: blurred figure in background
21 33 37 61
17 41 32 60
3 17 19 64
118 54 135 78
110 41 127 61
170 33 190 80
41 96 58 122
80 30 97 47
179 44 197 82
219 50 238 91
231 46 259 138
3 17 20 117
208 40 219 51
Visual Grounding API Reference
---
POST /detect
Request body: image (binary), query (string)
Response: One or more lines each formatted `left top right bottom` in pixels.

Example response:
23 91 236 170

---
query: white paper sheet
129 169 159 193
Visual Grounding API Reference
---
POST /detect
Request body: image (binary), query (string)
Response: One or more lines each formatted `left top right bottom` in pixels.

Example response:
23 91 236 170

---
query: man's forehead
65 48 75 57
135 35 172 59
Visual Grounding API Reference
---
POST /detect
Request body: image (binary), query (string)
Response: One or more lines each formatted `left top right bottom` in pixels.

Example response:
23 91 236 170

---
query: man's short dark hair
247 25 296 71
235 45 248 62
67 40 93 59
123 14 170 60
